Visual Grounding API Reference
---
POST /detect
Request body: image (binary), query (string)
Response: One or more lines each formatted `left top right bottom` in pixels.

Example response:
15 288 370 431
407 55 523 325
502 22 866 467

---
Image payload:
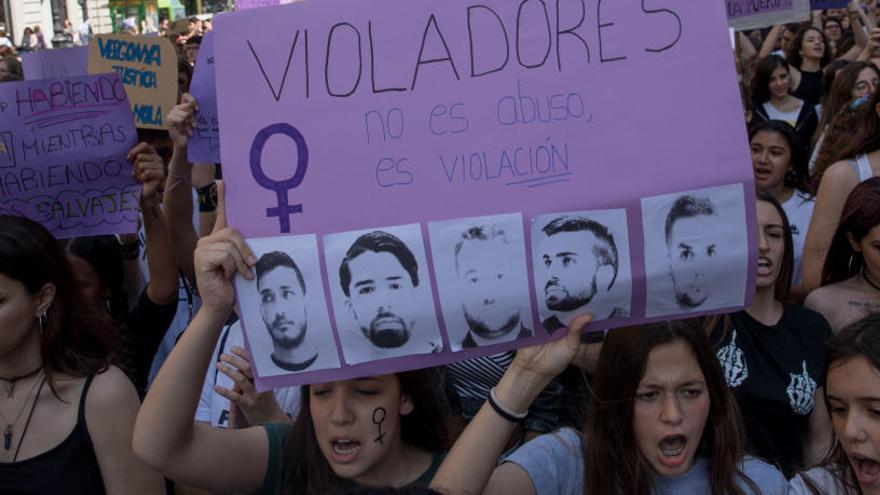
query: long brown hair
814 89 880 181
821 177 880 285
283 369 450 494
798 313 880 494
0 216 117 396
582 320 757 495
756 191 795 302
816 62 880 142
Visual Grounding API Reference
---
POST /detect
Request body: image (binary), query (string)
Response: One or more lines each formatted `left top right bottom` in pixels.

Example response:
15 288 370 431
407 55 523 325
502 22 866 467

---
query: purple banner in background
188 31 220 164
727 0 792 19
235 0 280 10
21 46 89 80
811 0 848 9
0 73 140 237
215 0 758 390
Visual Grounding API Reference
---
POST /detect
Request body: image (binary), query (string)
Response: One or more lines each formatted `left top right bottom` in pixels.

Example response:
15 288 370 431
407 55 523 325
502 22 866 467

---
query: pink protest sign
0 73 140 238
22 46 90 80
188 31 220 164
214 0 757 390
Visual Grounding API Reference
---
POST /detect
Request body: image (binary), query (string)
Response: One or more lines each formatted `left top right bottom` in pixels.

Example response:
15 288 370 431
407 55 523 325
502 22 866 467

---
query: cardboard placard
0 73 140 237
88 34 179 129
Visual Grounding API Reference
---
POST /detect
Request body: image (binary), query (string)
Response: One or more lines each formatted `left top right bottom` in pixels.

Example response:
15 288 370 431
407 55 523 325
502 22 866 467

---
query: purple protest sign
727 0 810 30
215 0 758 390
236 0 279 10
811 0 848 9
0 73 140 238
21 46 89 80
188 31 220 164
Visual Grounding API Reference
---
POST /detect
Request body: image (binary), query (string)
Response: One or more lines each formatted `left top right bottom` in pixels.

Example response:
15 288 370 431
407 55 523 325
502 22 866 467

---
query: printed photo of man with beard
534 214 631 335
332 228 443 364
453 224 532 348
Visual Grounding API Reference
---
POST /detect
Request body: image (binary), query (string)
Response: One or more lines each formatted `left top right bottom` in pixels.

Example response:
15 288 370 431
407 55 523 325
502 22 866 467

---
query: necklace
0 366 42 399
865 270 880 293
0 371 43 451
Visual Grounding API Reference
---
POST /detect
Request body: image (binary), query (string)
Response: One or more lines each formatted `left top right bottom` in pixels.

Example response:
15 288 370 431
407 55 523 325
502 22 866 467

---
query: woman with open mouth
430 314 788 494
748 120 814 292
806 178 880 333
132 184 450 495
789 313 880 494
708 192 833 478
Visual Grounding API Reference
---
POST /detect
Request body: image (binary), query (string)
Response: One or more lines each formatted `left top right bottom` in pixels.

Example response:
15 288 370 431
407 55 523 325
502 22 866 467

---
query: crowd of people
1 2 880 495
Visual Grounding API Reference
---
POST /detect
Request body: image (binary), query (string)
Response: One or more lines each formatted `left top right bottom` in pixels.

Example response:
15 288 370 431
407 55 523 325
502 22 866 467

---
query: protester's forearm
164 145 198 284
133 306 229 467
758 25 783 59
431 366 549 494
142 201 179 305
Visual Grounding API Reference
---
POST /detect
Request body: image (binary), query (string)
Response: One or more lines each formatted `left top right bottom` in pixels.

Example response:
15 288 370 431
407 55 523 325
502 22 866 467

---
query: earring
37 312 47 335
848 254 856 277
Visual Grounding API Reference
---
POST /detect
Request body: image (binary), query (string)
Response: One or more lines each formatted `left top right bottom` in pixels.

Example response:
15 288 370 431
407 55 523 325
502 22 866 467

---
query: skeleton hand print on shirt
787 360 816 416
716 329 748 388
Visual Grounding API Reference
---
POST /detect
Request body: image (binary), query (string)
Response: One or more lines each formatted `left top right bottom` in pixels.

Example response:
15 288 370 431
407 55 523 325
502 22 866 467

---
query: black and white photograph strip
641 183 749 318
428 213 535 352
323 223 444 365
234 234 341 377
530 209 632 334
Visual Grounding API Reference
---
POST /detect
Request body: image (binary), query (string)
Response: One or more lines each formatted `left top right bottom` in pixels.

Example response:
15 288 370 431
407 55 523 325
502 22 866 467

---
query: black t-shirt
118 288 179 398
710 305 832 477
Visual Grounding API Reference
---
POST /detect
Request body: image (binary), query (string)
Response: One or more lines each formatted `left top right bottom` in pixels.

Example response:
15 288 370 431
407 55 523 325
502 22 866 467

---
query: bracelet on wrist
487 387 528 423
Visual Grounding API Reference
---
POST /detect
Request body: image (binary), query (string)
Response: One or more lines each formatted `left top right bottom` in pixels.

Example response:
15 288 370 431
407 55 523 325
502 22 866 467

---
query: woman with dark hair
751 56 818 155
430 315 786 495
786 26 832 106
133 184 449 494
810 61 880 168
805 177 880 332
709 192 832 477
802 88 880 289
789 313 880 494
0 216 164 493
749 120 814 288
65 143 180 397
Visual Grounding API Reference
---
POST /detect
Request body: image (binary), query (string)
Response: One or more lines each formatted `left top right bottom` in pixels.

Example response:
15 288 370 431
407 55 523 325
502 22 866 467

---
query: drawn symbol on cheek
372 407 387 445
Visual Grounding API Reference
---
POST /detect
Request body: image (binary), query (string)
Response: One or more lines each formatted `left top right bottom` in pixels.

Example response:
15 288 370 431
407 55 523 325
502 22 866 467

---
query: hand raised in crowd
866 27 880 54
166 93 199 150
128 142 166 210
193 181 256 313
216 346 288 427
511 313 593 383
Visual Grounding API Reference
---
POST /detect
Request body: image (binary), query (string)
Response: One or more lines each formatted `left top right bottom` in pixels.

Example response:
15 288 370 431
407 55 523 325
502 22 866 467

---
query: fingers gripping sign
128 142 165 208
194 180 257 313
167 93 199 149
214 346 284 427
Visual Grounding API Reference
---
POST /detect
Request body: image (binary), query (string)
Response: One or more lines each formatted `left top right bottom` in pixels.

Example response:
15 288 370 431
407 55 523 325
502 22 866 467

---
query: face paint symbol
372 407 387 445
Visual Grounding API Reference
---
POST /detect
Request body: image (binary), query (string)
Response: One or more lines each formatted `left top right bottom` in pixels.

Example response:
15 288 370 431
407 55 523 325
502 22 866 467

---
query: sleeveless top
794 70 823 106
0 375 106 494
849 154 876 182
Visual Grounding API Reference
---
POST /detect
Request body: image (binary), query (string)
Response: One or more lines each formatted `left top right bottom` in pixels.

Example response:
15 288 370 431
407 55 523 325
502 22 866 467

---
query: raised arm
133 182 268 493
430 314 592 495
801 161 860 289
130 142 179 305
759 24 784 60
164 93 200 286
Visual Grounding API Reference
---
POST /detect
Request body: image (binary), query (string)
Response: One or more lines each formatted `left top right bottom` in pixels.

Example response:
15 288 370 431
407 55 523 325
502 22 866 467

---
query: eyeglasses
854 80 880 94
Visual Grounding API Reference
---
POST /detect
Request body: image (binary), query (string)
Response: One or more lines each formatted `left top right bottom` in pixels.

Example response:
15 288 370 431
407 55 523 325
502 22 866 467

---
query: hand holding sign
215 345 285 427
510 313 593 384
194 181 256 313
167 93 199 150
129 142 165 209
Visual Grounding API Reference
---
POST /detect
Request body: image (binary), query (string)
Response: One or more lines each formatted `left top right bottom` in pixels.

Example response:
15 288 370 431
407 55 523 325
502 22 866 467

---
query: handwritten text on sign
214 0 757 389
88 34 179 129
0 73 139 237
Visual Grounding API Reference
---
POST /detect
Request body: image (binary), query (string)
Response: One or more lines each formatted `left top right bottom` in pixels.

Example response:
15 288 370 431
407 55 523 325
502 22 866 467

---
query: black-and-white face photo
234 234 341 377
324 223 444 364
428 213 534 351
531 209 632 334
642 184 749 317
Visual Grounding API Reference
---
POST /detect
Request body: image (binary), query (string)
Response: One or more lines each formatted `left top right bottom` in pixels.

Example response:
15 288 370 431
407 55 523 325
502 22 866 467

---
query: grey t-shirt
789 466 854 494
503 427 788 495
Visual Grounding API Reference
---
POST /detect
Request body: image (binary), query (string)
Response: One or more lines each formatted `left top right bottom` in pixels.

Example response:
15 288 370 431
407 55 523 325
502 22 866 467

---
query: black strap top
0 375 106 494
793 69 824 106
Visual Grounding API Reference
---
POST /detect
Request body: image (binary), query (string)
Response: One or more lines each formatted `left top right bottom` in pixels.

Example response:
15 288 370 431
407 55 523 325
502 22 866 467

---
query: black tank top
793 69 823 106
0 375 106 494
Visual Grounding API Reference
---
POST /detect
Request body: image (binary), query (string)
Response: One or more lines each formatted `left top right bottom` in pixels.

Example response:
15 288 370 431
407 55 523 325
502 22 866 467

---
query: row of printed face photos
235 182 749 378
